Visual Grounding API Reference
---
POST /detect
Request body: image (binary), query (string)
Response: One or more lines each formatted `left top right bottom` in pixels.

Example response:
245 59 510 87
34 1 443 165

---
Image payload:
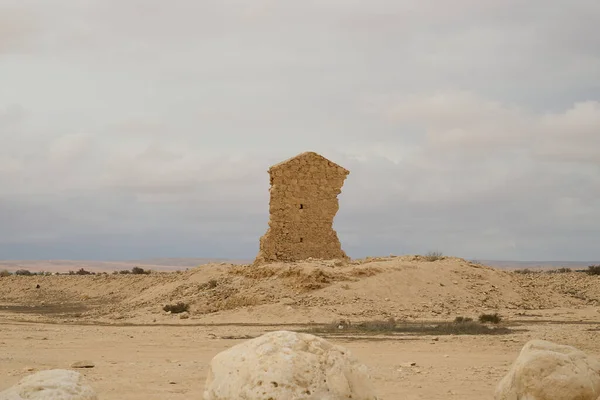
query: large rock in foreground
203 330 378 400
495 339 600 400
0 369 97 400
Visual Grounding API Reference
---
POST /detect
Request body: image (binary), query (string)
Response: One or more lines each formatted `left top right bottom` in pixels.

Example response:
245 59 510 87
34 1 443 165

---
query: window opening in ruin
299 204 304 209
300 238 303 243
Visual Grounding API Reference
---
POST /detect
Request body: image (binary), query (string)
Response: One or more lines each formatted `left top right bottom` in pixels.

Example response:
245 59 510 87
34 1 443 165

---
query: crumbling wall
254 152 349 264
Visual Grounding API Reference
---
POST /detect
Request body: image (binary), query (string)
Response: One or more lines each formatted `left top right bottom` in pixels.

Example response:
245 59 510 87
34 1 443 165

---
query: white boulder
203 330 379 400
495 339 600 400
0 369 97 400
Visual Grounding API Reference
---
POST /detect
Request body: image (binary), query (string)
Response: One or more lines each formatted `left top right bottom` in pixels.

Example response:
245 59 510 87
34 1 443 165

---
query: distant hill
480 260 600 270
0 258 250 273
120 257 250 267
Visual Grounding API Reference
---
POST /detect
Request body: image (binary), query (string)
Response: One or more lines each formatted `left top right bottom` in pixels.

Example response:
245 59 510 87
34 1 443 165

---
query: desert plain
1 255 599 399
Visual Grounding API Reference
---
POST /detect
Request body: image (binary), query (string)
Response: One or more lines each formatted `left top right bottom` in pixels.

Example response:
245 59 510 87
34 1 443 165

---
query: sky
1 0 599 262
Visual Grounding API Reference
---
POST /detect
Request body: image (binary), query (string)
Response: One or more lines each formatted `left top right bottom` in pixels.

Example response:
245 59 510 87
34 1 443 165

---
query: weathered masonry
254 151 349 264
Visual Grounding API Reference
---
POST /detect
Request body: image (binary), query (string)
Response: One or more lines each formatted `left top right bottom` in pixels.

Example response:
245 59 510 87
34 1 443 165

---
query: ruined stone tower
254 151 349 264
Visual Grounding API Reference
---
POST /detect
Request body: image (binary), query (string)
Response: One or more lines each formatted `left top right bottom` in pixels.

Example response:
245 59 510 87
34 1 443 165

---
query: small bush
15 269 32 276
131 267 150 275
424 251 444 262
163 302 189 314
0 269 11 277
479 313 502 324
75 268 93 275
587 265 600 276
119 270 131 274
555 267 571 273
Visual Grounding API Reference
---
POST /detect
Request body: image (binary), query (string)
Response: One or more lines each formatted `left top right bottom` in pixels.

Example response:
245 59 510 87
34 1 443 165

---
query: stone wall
254 152 349 264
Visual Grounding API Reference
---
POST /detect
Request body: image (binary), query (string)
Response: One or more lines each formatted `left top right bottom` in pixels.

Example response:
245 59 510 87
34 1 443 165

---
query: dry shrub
424 251 444 262
0 269 11 277
200 279 219 290
479 313 502 324
75 268 93 275
513 269 540 274
554 267 572 273
163 302 189 314
587 265 600 275
15 269 32 276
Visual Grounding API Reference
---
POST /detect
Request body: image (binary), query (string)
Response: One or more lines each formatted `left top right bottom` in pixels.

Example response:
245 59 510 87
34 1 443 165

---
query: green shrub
15 269 32 276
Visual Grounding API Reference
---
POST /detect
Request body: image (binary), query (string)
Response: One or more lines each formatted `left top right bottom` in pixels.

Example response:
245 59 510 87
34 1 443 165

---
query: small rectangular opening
300 238 303 243
299 204 304 209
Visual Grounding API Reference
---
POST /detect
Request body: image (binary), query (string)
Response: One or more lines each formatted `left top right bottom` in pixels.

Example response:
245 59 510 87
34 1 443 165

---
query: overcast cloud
1 0 599 261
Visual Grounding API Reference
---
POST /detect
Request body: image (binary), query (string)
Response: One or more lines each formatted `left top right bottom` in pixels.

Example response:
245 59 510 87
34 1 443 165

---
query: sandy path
3 317 599 399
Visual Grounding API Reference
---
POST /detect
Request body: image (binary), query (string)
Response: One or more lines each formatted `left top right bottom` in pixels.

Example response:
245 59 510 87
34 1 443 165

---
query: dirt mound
0 256 598 324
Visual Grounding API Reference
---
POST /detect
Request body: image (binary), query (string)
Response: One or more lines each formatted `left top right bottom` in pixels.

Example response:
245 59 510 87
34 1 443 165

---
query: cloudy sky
1 0 599 262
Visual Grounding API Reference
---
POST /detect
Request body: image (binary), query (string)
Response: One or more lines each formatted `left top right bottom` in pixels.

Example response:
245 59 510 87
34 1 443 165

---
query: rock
203 330 378 400
495 339 600 400
70 361 95 369
179 312 190 320
0 369 97 400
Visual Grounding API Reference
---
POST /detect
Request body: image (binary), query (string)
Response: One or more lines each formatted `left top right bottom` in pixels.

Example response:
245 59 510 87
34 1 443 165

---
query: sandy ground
1 256 599 399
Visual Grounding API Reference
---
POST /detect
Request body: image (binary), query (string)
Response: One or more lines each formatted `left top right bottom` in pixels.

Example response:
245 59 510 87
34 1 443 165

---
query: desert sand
1 255 599 399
